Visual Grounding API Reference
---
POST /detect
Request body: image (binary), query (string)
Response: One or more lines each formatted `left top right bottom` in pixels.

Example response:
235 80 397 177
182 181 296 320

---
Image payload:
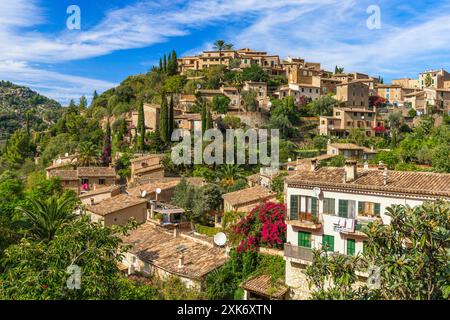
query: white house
283 160 450 299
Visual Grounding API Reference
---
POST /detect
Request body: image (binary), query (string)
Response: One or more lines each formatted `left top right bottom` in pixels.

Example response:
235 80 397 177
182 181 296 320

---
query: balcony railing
284 243 313 262
286 211 323 230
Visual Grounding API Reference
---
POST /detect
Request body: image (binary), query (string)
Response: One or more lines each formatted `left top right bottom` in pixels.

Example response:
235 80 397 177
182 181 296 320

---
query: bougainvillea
234 202 287 253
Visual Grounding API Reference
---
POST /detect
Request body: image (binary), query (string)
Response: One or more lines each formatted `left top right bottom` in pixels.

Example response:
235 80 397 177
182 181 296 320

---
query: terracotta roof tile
77 167 117 177
87 194 147 216
287 168 450 198
122 223 228 279
49 170 78 180
223 186 276 207
241 274 288 299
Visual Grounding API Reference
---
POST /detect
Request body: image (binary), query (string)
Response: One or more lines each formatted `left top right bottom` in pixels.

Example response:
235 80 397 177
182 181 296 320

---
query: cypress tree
159 58 163 71
163 54 167 72
172 50 178 74
91 90 98 108
205 110 213 130
168 94 174 140
159 94 169 143
137 102 145 152
102 119 112 164
201 101 207 133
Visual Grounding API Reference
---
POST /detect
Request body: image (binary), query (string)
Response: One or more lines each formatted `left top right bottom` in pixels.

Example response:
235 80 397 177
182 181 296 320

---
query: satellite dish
213 232 227 247
140 190 147 198
313 187 322 197
288 158 292 162
156 188 162 195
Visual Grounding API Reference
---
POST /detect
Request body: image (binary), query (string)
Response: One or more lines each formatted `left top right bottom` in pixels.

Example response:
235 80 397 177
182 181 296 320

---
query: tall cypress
201 101 207 133
163 54 167 72
168 95 174 140
137 102 145 152
159 58 163 71
159 94 169 143
172 50 178 74
205 110 213 130
102 119 112 164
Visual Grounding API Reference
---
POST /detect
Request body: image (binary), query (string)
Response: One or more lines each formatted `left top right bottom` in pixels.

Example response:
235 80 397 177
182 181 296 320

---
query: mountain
0 81 62 140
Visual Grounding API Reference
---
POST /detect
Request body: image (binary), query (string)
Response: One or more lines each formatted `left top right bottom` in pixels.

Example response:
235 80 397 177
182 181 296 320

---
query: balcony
286 211 322 231
339 219 370 239
284 243 313 263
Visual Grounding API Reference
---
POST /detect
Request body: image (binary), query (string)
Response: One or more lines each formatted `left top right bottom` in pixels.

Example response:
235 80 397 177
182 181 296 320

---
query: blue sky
1 0 450 105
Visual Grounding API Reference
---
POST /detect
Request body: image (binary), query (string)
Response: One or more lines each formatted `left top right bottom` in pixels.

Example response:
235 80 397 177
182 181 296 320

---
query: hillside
0 81 62 140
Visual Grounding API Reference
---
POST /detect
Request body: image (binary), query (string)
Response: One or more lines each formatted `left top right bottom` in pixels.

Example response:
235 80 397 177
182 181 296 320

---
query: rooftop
86 194 147 216
49 170 78 181
79 185 121 198
130 154 165 164
286 168 450 198
122 223 228 279
241 274 288 300
329 143 365 150
127 177 205 198
222 185 276 207
77 167 117 177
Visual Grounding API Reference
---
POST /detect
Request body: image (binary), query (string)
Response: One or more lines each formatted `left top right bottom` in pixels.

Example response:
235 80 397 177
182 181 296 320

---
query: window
338 200 356 219
347 239 356 256
323 198 335 215
358 202 381 217
305 197 318 216
99 178 106 185
298 231 311 248
322 234 335 252
81 178 89 185
290 195 299 220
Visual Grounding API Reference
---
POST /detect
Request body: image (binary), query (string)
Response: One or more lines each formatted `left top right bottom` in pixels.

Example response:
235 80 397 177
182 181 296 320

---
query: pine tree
79 96 88 110
159 94 169 143
137 102 145 152
168 94 174 140
67 99 77 114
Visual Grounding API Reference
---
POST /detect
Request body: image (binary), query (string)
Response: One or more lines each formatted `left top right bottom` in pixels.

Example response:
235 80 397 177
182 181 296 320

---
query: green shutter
347 239 356 256
322 234 335 252
338 200 348 218
311 197 318 216
374 203 381 216
290 195 298 220
298 231 311 248
358 201 364 215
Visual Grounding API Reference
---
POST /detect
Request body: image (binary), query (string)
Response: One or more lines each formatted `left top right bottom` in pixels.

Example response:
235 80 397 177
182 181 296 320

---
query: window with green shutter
374 203 381 216
323 198 335 215
338 200 348 218
298 231 311 248
347 239 356 256
290 195 299 220
311 197 318 216
322 234 335 252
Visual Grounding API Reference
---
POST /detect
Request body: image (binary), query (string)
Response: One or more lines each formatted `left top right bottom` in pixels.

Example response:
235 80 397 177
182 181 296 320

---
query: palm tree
424 74 433 88
213 40 234 66
16 197 76 241
77 142 100 166
218 164 245 186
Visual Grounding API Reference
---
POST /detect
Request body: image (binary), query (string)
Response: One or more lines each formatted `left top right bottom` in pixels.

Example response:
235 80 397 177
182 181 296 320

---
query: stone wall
285 260 311 300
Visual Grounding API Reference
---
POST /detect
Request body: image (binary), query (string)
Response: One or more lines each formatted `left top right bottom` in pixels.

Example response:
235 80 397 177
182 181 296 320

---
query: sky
1 0 450 105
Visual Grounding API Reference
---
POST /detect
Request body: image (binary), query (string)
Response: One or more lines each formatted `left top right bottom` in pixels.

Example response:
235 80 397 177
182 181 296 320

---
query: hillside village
0 42 449 300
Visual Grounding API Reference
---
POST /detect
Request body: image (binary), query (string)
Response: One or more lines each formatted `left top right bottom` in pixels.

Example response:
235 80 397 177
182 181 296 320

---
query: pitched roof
77 167 117 177
49 170 78 180
241 274 288 299
127 177 205 197
286 168 450 198
222 186 276 207
86 194 147 216
122 223 228 279
329 143 364 150
130 154 165 164
79 185 121 198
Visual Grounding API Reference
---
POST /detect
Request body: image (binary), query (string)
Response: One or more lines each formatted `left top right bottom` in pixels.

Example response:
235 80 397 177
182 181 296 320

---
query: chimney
344 160 357 182
310 159 319 171
383 168 389 185
378 161 386 170
90 198 95 205
149 200 156 220
363 161 369 171
173 226 179 238
178 254 184 268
